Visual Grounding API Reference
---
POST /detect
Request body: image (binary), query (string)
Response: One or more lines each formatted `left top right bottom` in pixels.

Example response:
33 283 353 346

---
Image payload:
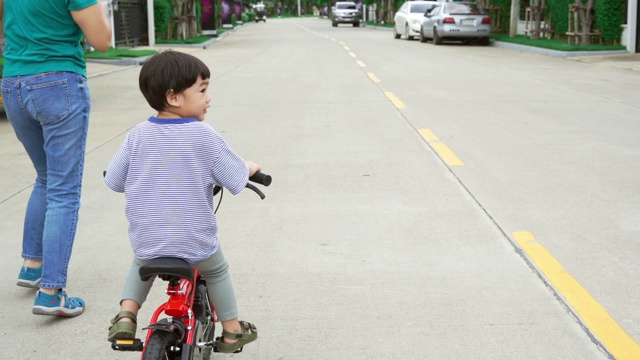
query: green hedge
595 0 625 44
549 0 571 37
154 0 173 39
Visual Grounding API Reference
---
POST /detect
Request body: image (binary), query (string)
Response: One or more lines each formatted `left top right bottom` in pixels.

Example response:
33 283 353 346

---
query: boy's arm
104 141 130 193
246 160 262 177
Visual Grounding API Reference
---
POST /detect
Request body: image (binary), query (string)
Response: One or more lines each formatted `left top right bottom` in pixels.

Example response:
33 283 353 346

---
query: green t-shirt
3 0 98 77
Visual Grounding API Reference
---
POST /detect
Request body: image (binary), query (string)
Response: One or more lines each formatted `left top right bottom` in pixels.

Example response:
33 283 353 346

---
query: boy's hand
246 161 262 177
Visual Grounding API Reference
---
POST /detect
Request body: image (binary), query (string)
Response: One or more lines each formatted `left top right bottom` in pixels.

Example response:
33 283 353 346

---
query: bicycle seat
139 257 194 281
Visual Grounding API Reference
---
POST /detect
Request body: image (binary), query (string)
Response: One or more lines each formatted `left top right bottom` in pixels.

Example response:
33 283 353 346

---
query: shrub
154 0 173 39
595 0 625 44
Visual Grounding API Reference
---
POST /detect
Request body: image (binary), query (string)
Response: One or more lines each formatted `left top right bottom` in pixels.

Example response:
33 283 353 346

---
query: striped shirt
105 117 249 263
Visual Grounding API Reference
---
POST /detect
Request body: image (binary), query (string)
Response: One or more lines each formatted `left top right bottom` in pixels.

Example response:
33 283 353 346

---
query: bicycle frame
141 271 209 359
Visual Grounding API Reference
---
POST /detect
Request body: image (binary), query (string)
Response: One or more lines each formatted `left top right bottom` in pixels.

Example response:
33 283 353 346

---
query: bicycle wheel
144 331 179 360
191 284 215 360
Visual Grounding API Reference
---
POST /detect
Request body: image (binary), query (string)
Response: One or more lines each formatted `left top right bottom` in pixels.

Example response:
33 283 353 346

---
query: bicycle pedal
111 338 143 351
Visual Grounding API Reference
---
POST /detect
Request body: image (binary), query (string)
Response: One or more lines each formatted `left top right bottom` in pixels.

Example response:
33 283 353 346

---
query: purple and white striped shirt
105 116 249 263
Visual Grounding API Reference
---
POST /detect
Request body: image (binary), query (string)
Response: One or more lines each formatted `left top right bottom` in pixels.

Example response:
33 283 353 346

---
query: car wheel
419 27 427 43
353 22 360 27
332 21 337 27
433 28 442 45
405 25 413 40
393 26 401 39
479 37 490 46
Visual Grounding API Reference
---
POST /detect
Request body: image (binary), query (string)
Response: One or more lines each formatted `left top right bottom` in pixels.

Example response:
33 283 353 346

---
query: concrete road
1 17 637 359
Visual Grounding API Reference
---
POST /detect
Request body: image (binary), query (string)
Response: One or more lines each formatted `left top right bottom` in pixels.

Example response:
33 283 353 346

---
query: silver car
332 1 361 27
419 2 491 45
393 1 439 40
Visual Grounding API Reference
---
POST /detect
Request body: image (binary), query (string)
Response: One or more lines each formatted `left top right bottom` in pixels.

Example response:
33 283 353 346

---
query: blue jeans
2 72 90 289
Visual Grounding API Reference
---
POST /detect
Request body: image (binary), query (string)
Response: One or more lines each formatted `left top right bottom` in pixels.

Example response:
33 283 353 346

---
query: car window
337 3 357 10
426 5 440 15
410 3 431 13
445 3 483 15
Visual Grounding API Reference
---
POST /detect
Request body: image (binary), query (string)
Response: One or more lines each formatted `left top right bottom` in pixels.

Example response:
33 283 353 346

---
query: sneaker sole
17 279 41 288
33 305 85 317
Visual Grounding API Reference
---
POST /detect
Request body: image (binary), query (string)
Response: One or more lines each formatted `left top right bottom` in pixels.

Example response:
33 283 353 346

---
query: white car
393 0 439 40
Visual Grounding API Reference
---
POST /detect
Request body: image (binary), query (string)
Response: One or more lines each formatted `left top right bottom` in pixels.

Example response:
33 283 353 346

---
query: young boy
104 50 258 353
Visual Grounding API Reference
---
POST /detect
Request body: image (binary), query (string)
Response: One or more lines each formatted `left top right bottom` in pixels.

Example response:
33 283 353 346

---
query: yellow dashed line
349 52 356 58
367 72 380 83
429 142 464 166
513 231 640 360
343 46 350 51
356 60 366 68
418 129 439 142
384 92 404 109
419 128 463 166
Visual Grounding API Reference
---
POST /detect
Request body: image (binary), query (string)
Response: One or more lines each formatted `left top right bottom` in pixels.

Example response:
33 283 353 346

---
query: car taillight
482 17 491 24
443 17 455 24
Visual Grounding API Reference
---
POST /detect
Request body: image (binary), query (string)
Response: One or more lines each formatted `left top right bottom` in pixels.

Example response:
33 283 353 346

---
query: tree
168 0 198 39
577 0 595 45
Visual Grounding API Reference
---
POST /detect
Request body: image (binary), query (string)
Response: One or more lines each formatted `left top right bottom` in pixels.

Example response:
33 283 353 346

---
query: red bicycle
110 173 271 360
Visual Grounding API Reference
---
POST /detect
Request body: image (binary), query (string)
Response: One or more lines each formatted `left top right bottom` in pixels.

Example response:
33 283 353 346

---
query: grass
156 35 214 44
84 47 157 60
491 34 626 52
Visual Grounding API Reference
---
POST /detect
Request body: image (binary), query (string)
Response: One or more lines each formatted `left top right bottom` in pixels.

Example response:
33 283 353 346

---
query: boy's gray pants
120 246 239 321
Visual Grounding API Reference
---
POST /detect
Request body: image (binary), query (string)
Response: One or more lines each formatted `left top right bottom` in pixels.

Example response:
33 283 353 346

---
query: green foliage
196 0 202 31
595 0 625 44
548 0 571 37
154 0 173 39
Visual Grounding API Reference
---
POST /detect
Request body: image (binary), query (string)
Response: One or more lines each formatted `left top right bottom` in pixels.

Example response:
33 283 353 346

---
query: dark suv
332 2 360 27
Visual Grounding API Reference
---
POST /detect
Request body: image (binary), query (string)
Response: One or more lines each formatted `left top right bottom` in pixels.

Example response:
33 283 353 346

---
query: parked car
332 1 360 27
394 0 439 40
419 2 491 45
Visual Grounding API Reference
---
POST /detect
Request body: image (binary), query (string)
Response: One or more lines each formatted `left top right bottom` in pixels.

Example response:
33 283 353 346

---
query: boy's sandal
108 311 137 341
215 321 258 353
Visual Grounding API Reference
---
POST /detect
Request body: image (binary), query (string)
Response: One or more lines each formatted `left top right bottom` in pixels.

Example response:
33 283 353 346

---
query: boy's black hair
139 50 211 112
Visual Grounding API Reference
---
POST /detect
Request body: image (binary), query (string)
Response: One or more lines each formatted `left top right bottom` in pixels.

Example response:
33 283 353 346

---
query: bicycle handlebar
249 172 272 186
246 172 271 200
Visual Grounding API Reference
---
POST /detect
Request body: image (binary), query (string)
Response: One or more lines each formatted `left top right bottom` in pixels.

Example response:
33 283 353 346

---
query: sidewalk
85 34 226 78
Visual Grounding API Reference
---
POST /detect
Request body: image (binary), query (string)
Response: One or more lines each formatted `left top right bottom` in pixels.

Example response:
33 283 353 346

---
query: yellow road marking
418 129 439 142
430 142 464 166
384 92 404 109
343 45 350 51
419 129 463 166
349 52 356 58
513 231 640 360
356 60 366 67
367 72 380 83
339 41 345 45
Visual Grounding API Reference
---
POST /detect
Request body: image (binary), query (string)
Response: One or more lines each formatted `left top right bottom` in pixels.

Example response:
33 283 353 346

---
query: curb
492 41 628 58
86 29 237 78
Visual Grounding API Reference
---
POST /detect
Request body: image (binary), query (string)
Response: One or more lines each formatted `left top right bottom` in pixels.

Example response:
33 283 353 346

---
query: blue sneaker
32 290 85 317
17 265 42 288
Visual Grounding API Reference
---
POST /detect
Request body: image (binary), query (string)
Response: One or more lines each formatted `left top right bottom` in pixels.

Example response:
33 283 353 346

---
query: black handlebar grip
249 172 272 186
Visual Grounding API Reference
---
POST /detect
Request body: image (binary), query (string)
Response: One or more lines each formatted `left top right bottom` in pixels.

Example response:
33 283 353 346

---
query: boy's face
173 76 211 121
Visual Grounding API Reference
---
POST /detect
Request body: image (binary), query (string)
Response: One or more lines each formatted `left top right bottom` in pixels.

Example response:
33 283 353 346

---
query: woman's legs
3 73 90 298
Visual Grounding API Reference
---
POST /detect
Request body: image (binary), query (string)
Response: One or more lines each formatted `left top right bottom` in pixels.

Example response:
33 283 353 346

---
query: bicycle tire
144 331 179 360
